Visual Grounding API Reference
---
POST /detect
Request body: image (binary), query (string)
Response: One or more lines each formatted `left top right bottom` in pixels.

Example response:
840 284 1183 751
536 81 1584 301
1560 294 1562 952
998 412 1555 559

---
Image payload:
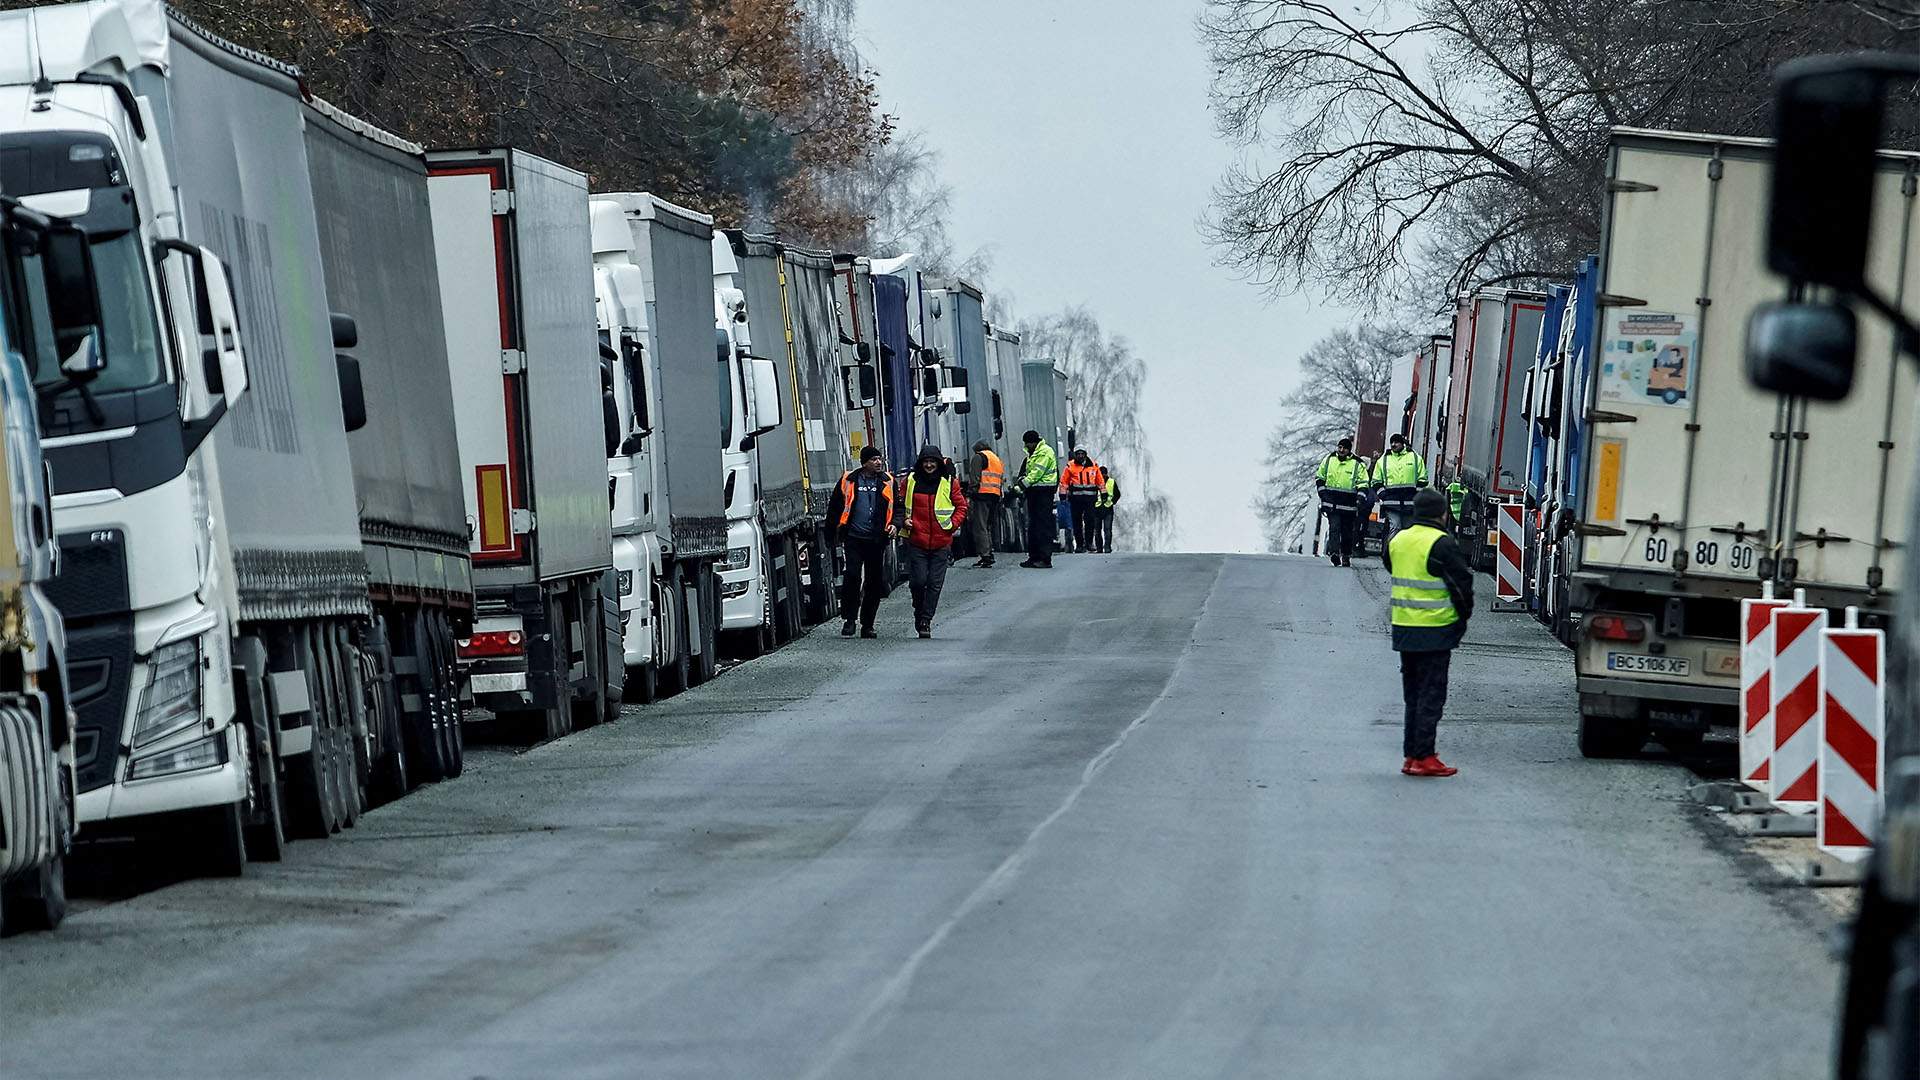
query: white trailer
1570 127 1918 756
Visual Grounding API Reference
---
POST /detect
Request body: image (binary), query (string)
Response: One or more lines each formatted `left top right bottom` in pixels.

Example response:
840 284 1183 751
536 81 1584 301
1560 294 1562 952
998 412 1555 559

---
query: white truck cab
711 239 783 654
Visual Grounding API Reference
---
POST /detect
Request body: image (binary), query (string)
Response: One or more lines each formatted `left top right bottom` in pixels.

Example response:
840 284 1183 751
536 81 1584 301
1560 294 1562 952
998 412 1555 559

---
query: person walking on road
1316 438 1369 567
1094 467 1120 553
826 446 893 639
967 439 1004 568
896 445 969 638
1369 432 1430 548
1387 488 1473 777
1061 448 1104 555
1015 430 1059 568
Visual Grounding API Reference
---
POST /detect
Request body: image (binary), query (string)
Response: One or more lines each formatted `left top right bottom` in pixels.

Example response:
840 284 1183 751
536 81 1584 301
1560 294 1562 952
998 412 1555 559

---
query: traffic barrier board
1739 596 1792 792
1492 502 1524 611
1769 605 1827 815
1818 622 1885 863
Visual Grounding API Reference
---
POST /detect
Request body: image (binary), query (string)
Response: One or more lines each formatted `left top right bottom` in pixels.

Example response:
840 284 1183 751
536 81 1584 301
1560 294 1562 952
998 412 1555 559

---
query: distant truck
1440 287 1547 568
0 196 101 934
1570 126 1915 758
1521 255 1600 646
1409 335 1451 474
428 149 622 742
714 231 789 657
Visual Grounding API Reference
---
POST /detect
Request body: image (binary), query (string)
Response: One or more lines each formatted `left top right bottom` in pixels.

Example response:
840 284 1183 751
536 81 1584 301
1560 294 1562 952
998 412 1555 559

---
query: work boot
975 557 995 568
915 617 932 639
861 627 878 639
1019 559 1042 568
1408 755 1458 778
841 619 856 637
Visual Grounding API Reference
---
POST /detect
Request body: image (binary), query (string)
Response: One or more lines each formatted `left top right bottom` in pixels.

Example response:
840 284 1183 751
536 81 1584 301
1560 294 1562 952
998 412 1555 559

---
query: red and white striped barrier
1818 612 1885 862
1739 590 1792 792
1493 502 1524 610
1769 601 1827 815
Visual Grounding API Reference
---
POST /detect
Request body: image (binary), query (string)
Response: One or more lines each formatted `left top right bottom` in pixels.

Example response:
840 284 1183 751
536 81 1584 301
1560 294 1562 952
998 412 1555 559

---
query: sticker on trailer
1599 312 1695 407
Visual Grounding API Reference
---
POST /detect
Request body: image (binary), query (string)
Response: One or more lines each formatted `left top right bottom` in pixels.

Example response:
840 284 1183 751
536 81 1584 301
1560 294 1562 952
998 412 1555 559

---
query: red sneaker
1410 755 1458 778
1401 758 1417 775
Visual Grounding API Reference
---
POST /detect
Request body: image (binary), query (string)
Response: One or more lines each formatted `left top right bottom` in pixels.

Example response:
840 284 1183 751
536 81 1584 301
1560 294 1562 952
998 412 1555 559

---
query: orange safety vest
837 469 894 532
977 449 1005 497
1062 461 1103 495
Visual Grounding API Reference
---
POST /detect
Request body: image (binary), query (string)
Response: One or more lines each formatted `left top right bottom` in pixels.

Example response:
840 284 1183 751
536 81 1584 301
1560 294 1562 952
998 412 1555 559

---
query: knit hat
1412 487 1447 520
859 445 883 463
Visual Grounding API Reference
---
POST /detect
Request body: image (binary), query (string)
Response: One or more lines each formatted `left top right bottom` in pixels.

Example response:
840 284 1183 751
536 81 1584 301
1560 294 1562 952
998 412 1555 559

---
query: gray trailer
783 247 855 622
304 98 473 787
428 149 620 742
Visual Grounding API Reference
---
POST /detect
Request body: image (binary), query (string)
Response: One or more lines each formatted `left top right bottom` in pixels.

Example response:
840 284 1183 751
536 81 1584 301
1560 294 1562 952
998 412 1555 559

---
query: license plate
1607 652 1691 676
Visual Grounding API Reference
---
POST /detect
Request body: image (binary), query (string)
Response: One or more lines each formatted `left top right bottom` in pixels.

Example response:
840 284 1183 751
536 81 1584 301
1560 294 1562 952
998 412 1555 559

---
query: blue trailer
1527 255 1598 645
871 273 916 476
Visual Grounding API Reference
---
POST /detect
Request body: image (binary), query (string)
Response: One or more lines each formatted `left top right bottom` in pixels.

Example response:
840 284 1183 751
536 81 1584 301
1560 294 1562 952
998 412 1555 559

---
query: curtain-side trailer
1570 127 1917 756
304 99 473 797
1444 288 1547 567
1412 336 1451 471
986 324 1027 549
872 272 917 478
428 149 621 744
784 247 854 623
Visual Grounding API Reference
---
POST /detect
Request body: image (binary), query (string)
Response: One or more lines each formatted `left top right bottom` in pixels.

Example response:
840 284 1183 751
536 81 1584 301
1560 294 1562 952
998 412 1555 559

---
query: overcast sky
857 0 1354 553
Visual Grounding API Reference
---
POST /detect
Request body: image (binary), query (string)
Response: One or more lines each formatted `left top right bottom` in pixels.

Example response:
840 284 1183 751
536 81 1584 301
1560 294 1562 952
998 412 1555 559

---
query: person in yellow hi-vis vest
1386 488 1474 777
1315 437 1370 566
896 445 969 638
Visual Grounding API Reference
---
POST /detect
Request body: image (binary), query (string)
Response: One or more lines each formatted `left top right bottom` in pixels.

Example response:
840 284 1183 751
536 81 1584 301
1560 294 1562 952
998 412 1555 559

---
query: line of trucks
1383 126 1916 760
0 0 1081 935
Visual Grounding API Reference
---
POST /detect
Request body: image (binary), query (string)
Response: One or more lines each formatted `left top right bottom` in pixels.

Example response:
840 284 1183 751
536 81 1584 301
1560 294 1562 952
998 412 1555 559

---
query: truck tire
283 640 342 840
199 800 248 878
624 662 658 704
1 852 67 933
402 613 448 783
660 565 691 695
243 718 287 863
364 627 410 804
780 537 805 642
432 617 464 779
570 586 608 731
1577 710 1647 759
689 567 718 686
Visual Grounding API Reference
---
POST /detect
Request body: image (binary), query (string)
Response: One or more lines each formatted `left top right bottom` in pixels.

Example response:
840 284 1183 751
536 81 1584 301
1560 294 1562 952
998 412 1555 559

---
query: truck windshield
27 225 165 395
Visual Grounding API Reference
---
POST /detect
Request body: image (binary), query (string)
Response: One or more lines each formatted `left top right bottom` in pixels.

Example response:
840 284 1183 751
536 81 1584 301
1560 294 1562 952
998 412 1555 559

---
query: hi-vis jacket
1021 441 1060 489
1370 449 1429 489
1316 453 1369 492
1385 521 1473 652
1096 475 1121 509
1062 460 1105 497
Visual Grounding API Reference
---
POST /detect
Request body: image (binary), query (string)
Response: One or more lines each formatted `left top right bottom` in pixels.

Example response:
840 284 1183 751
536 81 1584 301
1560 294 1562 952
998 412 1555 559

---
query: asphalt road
2 554 1840 1079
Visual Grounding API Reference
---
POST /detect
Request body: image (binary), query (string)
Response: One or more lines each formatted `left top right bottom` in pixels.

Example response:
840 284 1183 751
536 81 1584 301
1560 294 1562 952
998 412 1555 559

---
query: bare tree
1256 324 1411 553
1199 0 1920 311
1018 309 1179 552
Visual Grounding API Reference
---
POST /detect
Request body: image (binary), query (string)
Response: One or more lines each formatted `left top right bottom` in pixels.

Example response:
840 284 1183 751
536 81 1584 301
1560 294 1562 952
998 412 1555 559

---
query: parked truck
0 195 104 934
304 98 474 798
1522 255 1600 646
713 233 787 657
783 245 856 621
1440 287 1548 567
871 268 918 478
0 2 418 872
1571 126 1917 758
427 149 621 743
1410 335 1451 473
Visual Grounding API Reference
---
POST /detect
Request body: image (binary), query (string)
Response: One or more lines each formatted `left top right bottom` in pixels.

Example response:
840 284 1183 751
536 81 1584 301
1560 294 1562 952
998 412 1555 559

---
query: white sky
857 0 1355 553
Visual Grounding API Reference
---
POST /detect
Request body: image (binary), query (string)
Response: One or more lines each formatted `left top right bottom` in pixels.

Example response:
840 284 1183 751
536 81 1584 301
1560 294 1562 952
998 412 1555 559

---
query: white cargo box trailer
428 148 620 741
1570 127 1918 754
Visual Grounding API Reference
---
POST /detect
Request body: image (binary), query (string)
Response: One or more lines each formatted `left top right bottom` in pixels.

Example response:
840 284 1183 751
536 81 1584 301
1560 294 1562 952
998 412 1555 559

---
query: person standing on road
967 439 1004 568
826 446 894 639
1369 432 1430 548
1061 448 1104 555
1015 430 1059 569
1386 488 1473 777
896 445 969 638
1094 467 1121 553
1315 438 1368 567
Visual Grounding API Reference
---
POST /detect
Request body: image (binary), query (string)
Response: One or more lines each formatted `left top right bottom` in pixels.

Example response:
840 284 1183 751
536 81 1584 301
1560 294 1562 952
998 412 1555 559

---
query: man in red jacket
896 444 969 638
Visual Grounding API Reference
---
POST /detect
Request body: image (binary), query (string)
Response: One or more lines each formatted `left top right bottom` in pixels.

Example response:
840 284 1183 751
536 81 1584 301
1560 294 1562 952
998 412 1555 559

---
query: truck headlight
618 569 635 596
127 731 226 781
132 638 203 749
722 546 752 570
722 581 749 599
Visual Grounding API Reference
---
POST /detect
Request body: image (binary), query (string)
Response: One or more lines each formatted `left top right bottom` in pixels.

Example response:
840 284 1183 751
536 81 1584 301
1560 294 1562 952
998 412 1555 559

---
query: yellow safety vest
904 473 957 529
1096 477 1118 508
1389 525 1460 628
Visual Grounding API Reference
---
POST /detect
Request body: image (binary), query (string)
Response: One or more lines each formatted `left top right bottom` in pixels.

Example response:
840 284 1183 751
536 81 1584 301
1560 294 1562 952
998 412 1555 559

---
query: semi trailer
1571 126 1917 757
0 1 412 872
0 196 104 933
427 149 621 743
713 233 787 657
783 245 856 622
1441 287 1548 568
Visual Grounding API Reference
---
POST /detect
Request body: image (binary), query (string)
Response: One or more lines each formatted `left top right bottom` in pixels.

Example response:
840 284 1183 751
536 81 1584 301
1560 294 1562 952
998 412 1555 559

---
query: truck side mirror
156 239 249 451
336 354 368 431
1746 301 1859 401
1768 62 1890 292
331 312 358 349
953 401 972 415
856 341 873 362
751 356 783 434
918 366 940 402
843 363 877 409
41 224 107 382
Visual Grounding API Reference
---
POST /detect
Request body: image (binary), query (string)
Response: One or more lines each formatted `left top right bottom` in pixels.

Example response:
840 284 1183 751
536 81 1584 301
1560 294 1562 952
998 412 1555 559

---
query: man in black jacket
1384 488 1473 777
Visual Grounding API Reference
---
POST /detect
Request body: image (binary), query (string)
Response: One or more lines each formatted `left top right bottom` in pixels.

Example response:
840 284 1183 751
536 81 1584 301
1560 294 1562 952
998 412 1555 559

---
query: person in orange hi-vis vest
967 439 1005 569
1060 448 1104 554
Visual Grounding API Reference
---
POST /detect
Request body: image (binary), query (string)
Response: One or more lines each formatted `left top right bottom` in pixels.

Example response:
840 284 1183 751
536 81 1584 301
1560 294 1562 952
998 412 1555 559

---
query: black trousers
840 535 887 628
906 545 951 621
1400 649 1452 759
1024 489 1055 565
1326 508 1357 561
1094 506 1114 551
1070 495 1098 552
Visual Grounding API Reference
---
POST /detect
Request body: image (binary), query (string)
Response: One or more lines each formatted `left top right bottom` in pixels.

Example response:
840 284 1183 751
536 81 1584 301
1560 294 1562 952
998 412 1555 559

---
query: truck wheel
429 615 463 779
660 566 691 695
689 568 718 686
780 538 805 642
1578 710 1647 759
571 588 608 731
177 800 247 879
243 723 287 863
1 852 68 933
624 662 658 704
757 553 778 656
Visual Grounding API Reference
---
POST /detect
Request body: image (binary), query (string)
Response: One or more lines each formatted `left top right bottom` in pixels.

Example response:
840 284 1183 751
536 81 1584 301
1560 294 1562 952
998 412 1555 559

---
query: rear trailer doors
1581 130 1917 597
